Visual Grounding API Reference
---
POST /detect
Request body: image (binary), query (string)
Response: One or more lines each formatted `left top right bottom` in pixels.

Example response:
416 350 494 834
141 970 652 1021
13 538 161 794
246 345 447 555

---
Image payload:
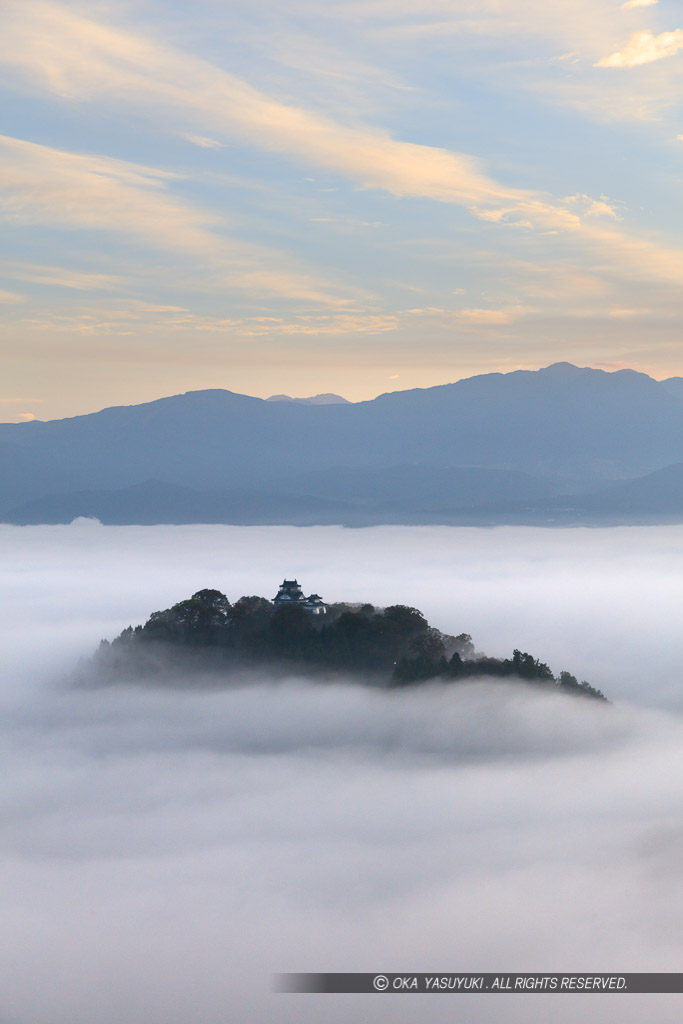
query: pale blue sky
2 0 683 419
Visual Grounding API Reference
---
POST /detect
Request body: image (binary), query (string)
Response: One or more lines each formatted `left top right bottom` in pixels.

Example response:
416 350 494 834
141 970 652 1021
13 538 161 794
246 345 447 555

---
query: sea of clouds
2 523 682 1023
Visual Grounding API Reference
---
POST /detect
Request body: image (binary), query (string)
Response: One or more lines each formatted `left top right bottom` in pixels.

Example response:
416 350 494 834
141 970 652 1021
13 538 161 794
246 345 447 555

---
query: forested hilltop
92 588 606 701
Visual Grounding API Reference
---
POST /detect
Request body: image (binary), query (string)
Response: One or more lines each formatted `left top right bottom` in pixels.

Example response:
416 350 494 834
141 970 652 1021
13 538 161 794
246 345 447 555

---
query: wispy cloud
11 301 536 341
109 309 401 337
405 304 533 328
0 262 125 291
325 0 640 57
0 4 515 210
0 134 218 254
621 0 658 9
596 29 683 68
263 26 415 120
128 301 190 313
562 193 622 219
0 288 26 303
3 2 683 293
325 0 681 125
0 134 352 307
608 306 654 317
179 133 225 150
453 307 524 325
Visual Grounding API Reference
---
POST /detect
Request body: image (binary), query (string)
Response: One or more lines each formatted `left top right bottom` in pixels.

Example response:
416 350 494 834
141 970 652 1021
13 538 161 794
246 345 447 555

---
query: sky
2 522 683 1022
2 0 683 421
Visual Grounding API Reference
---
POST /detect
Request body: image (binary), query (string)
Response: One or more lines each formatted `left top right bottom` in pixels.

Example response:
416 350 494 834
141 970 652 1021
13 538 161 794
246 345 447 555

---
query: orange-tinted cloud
596 29 683 68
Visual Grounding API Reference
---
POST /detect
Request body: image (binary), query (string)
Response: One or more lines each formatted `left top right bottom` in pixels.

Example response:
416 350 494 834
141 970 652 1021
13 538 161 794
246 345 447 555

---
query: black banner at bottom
275 973 683 994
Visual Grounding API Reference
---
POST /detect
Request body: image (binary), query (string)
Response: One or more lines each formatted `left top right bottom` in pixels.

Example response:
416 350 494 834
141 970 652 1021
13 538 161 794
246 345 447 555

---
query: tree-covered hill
91 588 606 700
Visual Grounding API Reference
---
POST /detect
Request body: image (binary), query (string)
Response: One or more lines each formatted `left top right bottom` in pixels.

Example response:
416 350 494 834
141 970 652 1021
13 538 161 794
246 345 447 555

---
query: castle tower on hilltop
273 579 327 615
302 593 326 615
273 579 304 603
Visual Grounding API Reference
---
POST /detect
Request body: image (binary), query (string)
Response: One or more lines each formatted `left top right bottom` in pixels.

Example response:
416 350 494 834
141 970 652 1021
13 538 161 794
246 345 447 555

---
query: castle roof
273 580 326 610
273 578 305 603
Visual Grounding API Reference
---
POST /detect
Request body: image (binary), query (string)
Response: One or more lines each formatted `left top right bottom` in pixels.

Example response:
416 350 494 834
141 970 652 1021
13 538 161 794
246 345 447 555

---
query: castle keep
272 579 326 615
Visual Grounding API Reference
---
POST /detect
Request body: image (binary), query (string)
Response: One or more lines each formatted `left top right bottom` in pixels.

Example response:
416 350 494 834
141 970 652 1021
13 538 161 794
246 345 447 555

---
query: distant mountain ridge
265 393 350 404
4 362 683 525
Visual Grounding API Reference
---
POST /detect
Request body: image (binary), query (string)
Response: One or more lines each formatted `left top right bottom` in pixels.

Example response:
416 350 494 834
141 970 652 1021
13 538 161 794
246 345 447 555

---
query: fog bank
1 524 682 1022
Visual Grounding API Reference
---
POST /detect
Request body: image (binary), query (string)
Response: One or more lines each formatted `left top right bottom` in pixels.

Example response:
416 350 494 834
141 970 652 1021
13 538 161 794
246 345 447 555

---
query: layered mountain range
4 362 683 525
